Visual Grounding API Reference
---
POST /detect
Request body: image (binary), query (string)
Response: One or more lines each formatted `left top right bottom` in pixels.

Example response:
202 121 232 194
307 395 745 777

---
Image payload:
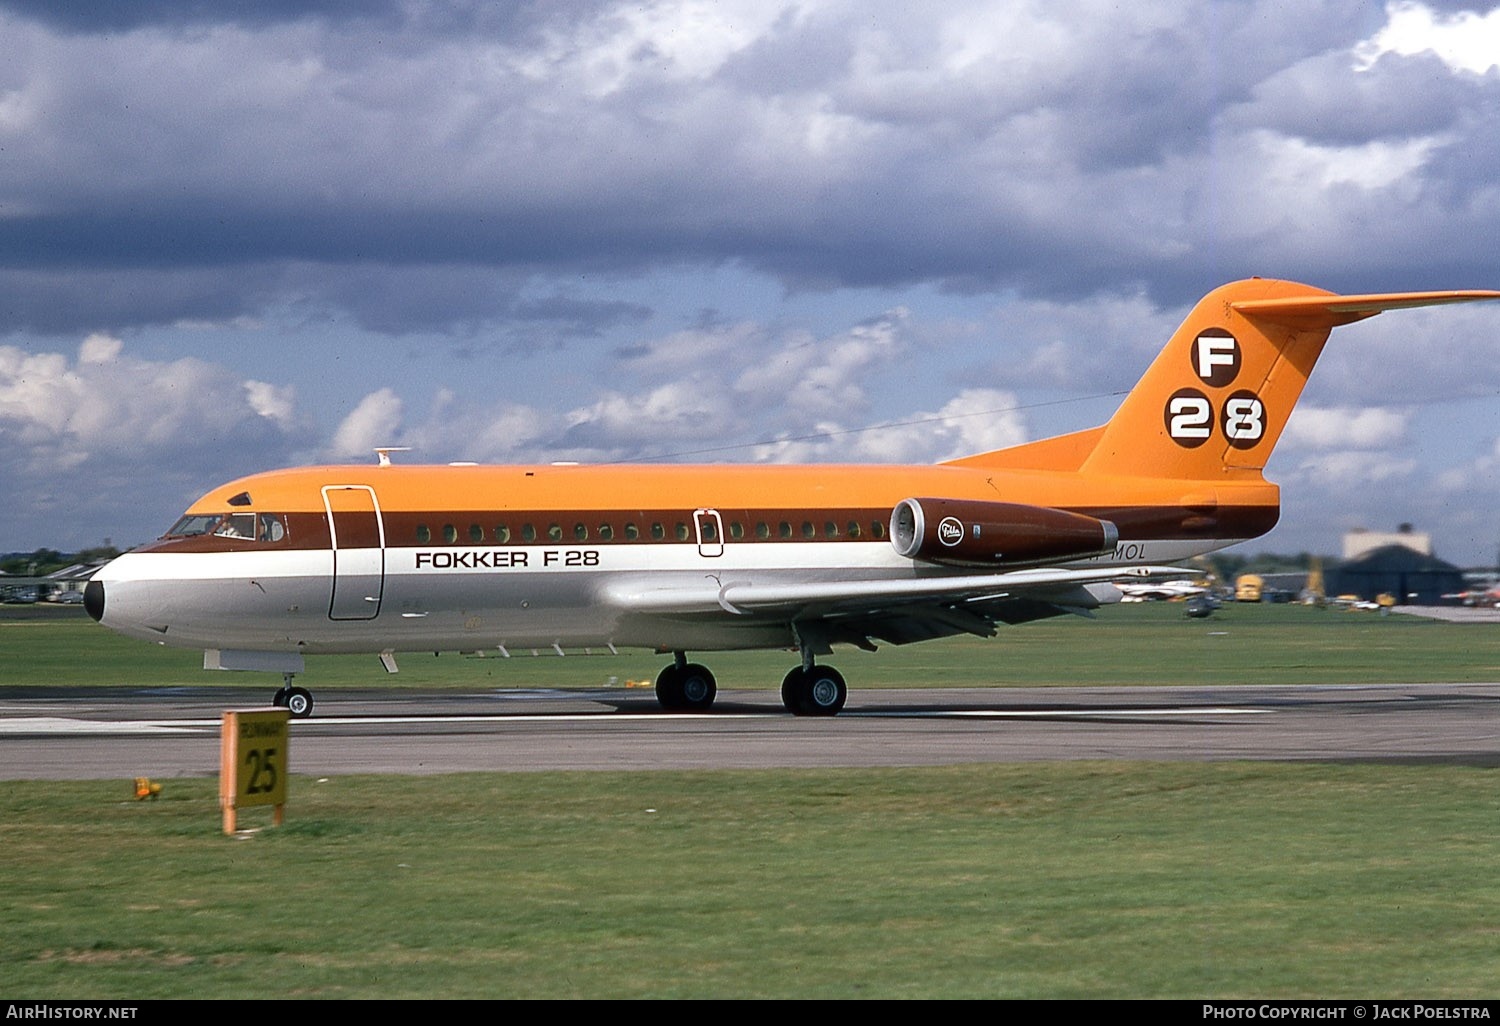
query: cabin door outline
323 485 386 620
694 508 725 558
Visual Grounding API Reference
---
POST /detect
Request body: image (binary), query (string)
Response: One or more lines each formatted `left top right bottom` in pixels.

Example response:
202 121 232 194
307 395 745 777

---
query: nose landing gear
272 674 315 718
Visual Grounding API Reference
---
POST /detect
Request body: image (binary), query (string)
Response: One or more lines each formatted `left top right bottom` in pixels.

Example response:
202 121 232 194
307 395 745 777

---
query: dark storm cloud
0 1 572 34
2 1 1497 334
1232 49 1493 145
304 264 654 337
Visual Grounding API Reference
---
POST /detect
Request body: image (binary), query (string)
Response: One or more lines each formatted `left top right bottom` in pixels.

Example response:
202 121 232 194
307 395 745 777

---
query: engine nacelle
891 497 1119 569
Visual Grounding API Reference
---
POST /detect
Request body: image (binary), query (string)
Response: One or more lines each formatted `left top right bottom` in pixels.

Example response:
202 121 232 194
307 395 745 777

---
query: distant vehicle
1183 595 1218 619
1235 574 1263 602
1442 586 1500 608
1118 578 1209 602
50 590 85 604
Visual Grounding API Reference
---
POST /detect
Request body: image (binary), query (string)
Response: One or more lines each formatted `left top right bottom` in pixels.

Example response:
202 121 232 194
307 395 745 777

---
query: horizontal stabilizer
1232 289 1500 329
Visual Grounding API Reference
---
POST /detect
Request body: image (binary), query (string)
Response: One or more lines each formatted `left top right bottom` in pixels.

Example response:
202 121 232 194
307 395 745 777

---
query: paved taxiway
1 682 1497 779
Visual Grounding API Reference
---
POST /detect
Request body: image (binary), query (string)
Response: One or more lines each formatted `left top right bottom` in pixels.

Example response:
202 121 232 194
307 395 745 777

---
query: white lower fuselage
92 533 1236 657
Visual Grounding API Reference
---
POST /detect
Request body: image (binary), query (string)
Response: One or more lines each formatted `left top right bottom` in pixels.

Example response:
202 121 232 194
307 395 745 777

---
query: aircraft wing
602 565 1181 650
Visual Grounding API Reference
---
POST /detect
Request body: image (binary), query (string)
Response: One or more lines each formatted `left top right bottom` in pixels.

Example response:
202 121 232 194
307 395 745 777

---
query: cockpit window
258 514 286 542
164 512 287 542
165 514 223 537
215 513 257 539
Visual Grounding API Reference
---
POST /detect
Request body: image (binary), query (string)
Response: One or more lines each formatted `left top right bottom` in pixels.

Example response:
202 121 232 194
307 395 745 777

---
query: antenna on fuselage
374 447 411 467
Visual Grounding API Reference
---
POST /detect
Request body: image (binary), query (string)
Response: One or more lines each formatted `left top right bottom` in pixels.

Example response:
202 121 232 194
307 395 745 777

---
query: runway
1 682 1498 779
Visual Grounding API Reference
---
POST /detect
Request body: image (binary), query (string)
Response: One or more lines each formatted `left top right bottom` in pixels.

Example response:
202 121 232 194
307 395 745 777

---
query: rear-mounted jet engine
891 497 1119 569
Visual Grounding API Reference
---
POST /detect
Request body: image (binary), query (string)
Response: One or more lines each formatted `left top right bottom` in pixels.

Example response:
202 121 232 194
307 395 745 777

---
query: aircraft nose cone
84 579 105 622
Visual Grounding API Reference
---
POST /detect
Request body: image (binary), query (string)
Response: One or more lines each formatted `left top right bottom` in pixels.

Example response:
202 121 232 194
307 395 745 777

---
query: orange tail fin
959 278 1499 481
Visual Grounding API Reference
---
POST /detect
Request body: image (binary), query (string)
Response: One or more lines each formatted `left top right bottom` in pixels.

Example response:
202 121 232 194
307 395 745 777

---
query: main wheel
782 665 847 716
780 667 805 714
676 663 717 711
655 664 685 709
801 666 846 716
656 663 717 711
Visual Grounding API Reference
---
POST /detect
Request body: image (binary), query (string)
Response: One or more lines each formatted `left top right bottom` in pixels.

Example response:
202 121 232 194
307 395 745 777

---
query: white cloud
1255 131 1442 191
750 386 1027 465
733 310 910 413
244 380 296 427
0 340 302 467
1283 406 1411 450
330 388 404 460
1291 450 1418 487
1355 1 1500 75
78 333 122 364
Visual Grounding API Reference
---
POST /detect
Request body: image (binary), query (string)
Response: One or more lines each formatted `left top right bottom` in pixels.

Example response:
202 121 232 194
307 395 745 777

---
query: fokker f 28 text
86 278 1500 717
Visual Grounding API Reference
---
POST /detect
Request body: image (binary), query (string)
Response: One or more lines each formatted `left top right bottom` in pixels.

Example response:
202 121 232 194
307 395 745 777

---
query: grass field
3 602 1498 998
4 600 1499 690
3 764 1499 999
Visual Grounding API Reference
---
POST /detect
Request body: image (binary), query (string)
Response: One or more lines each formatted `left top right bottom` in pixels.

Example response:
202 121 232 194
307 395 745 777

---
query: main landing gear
780 663 847 717
654 650 848 716
272 674 315 719
654 652 718 711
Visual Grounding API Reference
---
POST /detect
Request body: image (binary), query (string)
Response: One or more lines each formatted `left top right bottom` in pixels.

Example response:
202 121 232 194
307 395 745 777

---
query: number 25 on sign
220 708 289 835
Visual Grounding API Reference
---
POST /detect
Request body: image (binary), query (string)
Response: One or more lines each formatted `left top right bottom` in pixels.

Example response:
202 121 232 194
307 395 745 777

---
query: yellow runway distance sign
220 708 289 834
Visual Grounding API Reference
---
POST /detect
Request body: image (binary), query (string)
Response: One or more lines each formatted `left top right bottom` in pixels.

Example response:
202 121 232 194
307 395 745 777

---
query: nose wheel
273 677 315 718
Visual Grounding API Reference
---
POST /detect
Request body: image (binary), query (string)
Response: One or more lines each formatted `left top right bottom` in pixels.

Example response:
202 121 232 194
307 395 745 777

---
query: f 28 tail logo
1192 328 1241 387
1165 330 1266 449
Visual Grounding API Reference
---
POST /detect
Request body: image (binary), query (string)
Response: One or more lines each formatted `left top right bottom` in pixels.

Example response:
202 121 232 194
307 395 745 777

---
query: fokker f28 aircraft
86 279 1498 717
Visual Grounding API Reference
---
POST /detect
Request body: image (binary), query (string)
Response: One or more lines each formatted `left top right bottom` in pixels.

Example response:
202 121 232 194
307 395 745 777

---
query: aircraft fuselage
87 461 1276 657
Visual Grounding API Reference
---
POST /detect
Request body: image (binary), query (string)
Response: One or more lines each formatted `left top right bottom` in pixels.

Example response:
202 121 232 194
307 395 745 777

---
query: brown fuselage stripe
134 504 1279 554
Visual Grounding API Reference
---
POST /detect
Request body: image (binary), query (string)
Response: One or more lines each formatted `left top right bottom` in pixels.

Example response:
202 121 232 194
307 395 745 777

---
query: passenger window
651 523 665 540
675 522 689 541
824 521 838 538
729 522 744 540
755 522 770 540
847 521 861 539
801 522 815 539
872 522 886 539
417 524 431 544
700 521 717 542
443 524 458 544
522 524 536 542
624 523 639 540
779 521 792 539
469 524 484 543
574 523 588 541
496 525 511 543
547 524 562 541
599 524 614 541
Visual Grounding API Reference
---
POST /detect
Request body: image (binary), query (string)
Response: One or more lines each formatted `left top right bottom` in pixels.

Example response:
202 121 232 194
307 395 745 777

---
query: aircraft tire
782 665 847 716
780 668 802 714
284 686 314 718
677 663 717 711
655 665 685 709
657 662 717 711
